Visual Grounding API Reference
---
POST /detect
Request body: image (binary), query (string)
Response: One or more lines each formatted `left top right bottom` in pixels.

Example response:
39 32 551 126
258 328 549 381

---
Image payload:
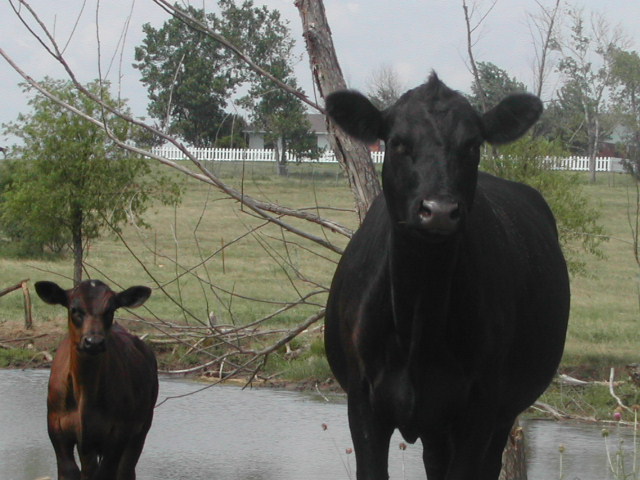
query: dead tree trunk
295 0 381 222
499 419 528 480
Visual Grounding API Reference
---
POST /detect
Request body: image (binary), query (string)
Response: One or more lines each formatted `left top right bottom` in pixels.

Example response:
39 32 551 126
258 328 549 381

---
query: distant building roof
307 113 327 134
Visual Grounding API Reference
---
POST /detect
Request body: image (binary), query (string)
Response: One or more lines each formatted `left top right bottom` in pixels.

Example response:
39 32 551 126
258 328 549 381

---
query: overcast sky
2 0 640 146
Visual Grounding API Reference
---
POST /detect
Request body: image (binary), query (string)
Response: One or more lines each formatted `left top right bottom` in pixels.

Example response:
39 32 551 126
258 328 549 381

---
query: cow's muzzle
79 335 106 354
417 199 461 235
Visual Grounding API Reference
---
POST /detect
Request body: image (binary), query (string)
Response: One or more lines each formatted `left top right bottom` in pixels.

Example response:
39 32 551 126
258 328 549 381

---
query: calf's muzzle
79 334 106 354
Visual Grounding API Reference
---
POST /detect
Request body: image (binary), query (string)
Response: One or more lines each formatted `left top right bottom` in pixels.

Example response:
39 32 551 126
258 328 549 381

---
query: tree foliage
554 8 623 182
468 61 528 112
133 5 241 147
366 64 406 110
225 0 318 169
609 48 640 173
134 0 314 153
482 136 606 275
0 79 182 283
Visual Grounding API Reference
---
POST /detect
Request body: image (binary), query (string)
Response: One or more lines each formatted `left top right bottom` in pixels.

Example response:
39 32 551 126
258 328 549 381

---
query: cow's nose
418 199 461 233
80 335 106 354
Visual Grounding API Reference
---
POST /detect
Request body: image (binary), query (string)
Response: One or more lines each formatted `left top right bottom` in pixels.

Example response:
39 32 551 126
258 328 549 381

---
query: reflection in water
524 418 636 480
0 369 636 480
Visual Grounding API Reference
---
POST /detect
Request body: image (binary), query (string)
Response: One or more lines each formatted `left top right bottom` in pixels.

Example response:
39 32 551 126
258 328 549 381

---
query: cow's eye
390 138 411 156
461 140 481 157
70 308 84 325
103 311 114 328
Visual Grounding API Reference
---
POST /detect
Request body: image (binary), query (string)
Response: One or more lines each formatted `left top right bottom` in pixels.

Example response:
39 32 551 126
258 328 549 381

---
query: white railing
551 156 625 173
149 146 624 172
150 146 386 164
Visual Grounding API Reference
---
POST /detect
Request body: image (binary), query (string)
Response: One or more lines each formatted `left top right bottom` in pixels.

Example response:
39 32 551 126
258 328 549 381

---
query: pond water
0 369 635 479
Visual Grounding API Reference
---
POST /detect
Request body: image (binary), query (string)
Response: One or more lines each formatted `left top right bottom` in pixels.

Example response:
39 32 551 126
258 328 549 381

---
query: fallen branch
609 367 632 413
0 279 29 298
0 334 48 343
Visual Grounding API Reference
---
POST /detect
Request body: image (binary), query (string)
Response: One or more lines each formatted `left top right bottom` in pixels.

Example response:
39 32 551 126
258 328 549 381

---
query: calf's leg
116 427 153 480
48 417 80 480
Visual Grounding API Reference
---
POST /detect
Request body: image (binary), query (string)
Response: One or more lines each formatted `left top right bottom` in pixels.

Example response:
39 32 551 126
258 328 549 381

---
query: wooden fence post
0 279 33 330
21 280 33 330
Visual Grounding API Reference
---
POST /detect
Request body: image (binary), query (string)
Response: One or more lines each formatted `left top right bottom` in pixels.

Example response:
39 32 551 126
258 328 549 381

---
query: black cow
324 73 570 480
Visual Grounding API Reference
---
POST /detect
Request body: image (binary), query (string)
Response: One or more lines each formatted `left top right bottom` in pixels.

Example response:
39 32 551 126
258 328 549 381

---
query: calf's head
326 73 542 238
35 280 151 354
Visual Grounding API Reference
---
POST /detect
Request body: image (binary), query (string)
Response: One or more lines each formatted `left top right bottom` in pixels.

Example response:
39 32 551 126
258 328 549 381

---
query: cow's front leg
348 382 394 480
446 407 506 480
51 437 80 480
77 444 100 480
93 441 128 480
421 431 452 480
48 416 80 480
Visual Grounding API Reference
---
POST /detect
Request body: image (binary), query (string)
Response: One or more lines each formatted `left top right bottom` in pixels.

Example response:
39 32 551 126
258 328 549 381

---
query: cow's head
326 73 542 239
35 280 151 355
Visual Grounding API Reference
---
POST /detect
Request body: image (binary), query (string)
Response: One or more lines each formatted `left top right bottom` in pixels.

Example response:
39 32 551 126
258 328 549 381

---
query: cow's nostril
81 336 106 354
420 200 433 217
418 200 461 233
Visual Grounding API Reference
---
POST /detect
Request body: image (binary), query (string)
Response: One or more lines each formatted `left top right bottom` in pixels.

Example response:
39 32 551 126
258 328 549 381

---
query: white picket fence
149 146 626 173
150 146 384 164
551 156 626 173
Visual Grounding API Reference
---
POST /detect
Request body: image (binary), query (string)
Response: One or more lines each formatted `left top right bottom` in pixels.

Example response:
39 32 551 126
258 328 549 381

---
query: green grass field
0 162 353 326
1 161 640 382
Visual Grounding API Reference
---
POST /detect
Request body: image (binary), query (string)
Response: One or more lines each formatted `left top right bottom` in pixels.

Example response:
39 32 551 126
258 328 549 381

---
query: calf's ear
35 281 68 307
325 90 386 144
481 94 543 145
115 286 152 309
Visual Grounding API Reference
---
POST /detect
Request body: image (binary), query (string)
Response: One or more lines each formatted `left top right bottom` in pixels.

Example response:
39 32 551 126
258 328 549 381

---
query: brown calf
35 279 158 480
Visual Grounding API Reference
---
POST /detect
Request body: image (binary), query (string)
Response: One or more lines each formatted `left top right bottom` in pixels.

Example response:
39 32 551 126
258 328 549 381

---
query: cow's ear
35 281 68 307
115 286 151 309
481 94 543 145
325 90 386 144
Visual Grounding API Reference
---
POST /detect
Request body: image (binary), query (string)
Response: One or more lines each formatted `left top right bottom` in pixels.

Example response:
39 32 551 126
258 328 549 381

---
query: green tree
0 79 182 284
468 62 528 112
555 8 621 183
224 0 318 173
610 48 640 171
134 1 310 153
482 135 606 274
133 4 242 147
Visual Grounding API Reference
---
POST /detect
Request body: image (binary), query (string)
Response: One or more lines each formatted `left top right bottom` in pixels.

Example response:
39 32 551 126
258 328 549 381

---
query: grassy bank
1 162 640 413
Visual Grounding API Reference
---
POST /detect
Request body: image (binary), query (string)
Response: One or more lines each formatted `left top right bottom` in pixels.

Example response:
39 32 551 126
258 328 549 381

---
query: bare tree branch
461 0 498 112
528 0 563 99
2 0 356 393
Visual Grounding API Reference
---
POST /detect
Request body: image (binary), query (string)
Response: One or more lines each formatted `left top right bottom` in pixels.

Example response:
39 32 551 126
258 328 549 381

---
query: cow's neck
389 229 461 361
70 347 107 404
